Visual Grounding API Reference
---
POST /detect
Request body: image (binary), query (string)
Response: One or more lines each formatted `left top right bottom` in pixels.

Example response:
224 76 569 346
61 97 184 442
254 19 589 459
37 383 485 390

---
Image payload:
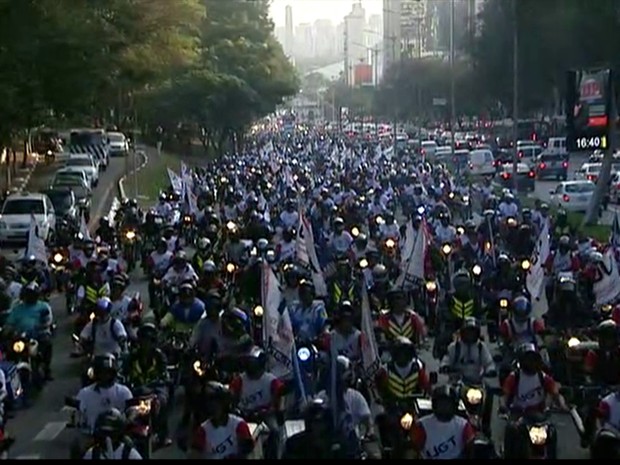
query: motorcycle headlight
559 276 571 283
53 253 64 263
297 347 311 362
136 399 152 415
521 259 531 271
153 278 161 286
466 388 483 405
226 263 236 273
351 227 360 237
441 244 452 255
449 192 455 199
193 360 204 376
385 239 396 249
499 299 508 309
125 230 136 240
472 264 482 276
375 216 385 225
226 221 237 231
89 312 96 321
253 305 264 317
12 341 25 353
359 258 369 269
184 216 192 222
400 413 414 430
507 217 517 227
87 367 94 379
602 304 613 313
528 425 548 445
457 226 465 235
462 195 470 203
417 206 425 215
425 281 437 292
46 150 52 155
567 337 580 348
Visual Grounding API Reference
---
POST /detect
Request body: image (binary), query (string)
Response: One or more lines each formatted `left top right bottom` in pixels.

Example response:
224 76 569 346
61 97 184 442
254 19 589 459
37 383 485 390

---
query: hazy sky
270 0 384 27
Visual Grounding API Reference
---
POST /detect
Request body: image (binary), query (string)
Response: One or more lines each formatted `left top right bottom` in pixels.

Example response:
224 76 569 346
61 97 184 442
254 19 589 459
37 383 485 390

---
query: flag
24 213 47 263
526 220 550 299
395 221 430 289
166 167 183 192
295 214 328 296
360 285 383 413
611 211 620 249
79 212 91 240
594 248 620 305
261 263 294 379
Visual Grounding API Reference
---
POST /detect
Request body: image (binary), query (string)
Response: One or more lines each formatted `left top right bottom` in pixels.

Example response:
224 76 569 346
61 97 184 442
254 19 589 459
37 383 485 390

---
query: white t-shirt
316 388 371 437
76 383 133 434
80 319 127 356
83 444 142 460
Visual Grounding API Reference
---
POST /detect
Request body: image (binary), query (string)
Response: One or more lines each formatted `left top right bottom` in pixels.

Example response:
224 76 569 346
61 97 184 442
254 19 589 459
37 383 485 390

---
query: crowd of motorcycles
0 128 620 459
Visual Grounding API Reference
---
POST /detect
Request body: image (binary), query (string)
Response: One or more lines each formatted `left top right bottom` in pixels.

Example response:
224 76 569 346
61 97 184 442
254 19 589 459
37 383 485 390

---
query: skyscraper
314 19 336 58
345 1 366 85
284 5 293 57
367 14 382 47
295 23 314 58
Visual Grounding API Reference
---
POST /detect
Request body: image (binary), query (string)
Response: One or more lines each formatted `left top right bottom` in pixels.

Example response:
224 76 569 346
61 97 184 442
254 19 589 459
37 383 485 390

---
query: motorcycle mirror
429 371 438 385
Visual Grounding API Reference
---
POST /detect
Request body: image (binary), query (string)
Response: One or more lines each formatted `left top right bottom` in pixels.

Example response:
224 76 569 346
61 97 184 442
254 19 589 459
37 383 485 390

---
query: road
10 146 586 459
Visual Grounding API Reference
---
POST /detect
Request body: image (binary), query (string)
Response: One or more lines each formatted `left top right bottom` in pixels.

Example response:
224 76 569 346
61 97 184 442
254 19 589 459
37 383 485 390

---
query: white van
546 137 567 155
468 149 495 176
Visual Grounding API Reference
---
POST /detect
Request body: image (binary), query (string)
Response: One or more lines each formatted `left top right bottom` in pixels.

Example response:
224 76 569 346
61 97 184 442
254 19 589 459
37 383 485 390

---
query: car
609 172 620 203
52 168 89 187
421 140 438 158
497 162 536 192
50 176 92 216
545 136 567 155
41 188 78 223
574 163 601 183
0 193 56 245
549 180 595 212
65 154 99 187
517 144 543 160
467 149 495 176
450 148 470 172
434 146 453 162
535 153 568 180
107 132 129 157
493 149 514 170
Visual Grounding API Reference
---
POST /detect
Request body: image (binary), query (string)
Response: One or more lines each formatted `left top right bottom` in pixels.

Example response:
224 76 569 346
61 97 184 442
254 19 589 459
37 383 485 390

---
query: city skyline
270 0 383 27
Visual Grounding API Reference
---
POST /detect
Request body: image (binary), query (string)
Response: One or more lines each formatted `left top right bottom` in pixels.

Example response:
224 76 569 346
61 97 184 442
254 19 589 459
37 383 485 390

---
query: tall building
284 5 293 57
295 23 314 58
367 14 382 47
345 1 366 85
335 21 345 57
314 19 336 58
383 0 428 75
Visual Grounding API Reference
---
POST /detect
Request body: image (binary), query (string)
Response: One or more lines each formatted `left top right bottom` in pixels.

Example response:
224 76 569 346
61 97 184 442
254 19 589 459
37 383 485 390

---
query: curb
107 148 149 220
13 154 39 193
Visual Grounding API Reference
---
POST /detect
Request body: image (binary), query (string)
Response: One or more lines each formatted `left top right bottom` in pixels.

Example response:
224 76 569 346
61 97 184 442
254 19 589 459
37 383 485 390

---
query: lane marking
15 454 41 459
32 421 66 442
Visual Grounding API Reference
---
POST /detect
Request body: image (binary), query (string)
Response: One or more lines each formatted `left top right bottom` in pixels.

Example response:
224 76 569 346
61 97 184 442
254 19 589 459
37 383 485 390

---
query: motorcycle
49 248 70 291
4 332 43 400
0 360 23 410
121 228 139 272
295 342 321 404
181 214 195 246
424 279 439 333
127 393 157 459
502 410 558 459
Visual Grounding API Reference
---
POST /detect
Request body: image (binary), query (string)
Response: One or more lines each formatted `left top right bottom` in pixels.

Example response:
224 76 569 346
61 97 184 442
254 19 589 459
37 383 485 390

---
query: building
335 22 345 56
274 26 286 49
284 5 293 57
314 19 336 58
367 14 382 47
295 23 314 58
344 1 366 86
383 0 428 76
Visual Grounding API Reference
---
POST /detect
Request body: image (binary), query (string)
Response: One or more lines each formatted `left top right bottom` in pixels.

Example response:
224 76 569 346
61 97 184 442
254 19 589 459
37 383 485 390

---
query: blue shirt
289 300 327 342
169 298 206 325
6 301 52 336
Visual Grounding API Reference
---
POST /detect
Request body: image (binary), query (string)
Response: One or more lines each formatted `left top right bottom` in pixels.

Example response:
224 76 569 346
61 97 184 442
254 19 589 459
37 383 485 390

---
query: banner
261 263 294 379
395 221 428 289
295 214 328 296
166 167 183 192
360 286 383 413
25 213 47 264
80 212 91 240
526 219 550 299
594 249 620 305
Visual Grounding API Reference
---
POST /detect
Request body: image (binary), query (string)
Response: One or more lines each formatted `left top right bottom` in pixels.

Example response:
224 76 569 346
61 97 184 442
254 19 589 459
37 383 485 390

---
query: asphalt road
10 147 585 459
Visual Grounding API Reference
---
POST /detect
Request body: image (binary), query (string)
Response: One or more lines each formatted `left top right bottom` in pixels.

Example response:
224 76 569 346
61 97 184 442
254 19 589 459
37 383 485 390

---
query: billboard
566 68 613 152
354 64 373 86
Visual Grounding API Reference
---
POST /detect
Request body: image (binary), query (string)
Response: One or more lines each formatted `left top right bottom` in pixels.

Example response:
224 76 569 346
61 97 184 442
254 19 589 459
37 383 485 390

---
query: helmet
204 381 231 404
335 355 354 385
387 287 406 302
179 282 195 295
221 308 249 335
203 260 217 273
512 295 531 321
336 301 355 319
303 397 331 427
197 237 211 250
517 342 541 371
257 238 269 251
391 336 416 360
93 353 117 376
94 408 126 437
558 235 570 247
111 274 126 289
95 297 112 314
497 254 510 267
298 279 315 294
598 319 618 340
371 264 388 284
460 317 480 342
431 385 458 420
174 251 187 263
589 251 604 263
137 322 157 341
333 217 345 227
245 346 267 375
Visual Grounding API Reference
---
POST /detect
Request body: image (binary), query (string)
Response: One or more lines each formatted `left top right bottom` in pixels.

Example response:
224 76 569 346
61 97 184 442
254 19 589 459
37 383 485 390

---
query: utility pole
512 0 519 191
450 0 456 160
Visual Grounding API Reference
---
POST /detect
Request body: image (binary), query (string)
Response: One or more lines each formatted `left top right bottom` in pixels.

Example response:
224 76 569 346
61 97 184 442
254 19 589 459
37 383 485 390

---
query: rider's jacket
192 414 254 459
503 369 556 412
149 250 173 275
545 251 579 274
162 264 199 286
191 253 208 274
376 310 425 343
289 299 327 342
79 280 109 306
82 443 142 460
411 414 475 460
154 202 172 219
229 372 284 413
380 359 426 400
597 392 620 430
499 317 544 346
328 279 356 308
162 297 206 331
110 295 132 321
330 231 353 254
76 382 133 434
498 201 519 218
5 300 52 335
80 317 127 356
441 340 494 384
435 224 457 244
379 223 400 240
124 348 168 386
322 329 363 361
448 294 475 320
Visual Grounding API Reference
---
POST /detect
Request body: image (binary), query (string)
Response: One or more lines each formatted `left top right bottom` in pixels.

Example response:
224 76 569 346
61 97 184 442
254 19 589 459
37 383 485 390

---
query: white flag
526 220 550 299
594 249 620 305
360 285 383 413
166 167 183 192
395 222 429 288
296 214 328 296
25 213 47 264
261 263 294 379
80 212 91 240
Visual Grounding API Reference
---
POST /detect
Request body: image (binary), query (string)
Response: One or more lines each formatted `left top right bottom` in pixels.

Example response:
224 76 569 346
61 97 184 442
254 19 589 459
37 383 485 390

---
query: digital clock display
575 135 607 150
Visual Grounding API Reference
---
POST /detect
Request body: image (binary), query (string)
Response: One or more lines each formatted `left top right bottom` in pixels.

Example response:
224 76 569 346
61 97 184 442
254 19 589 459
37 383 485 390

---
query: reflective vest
450 297 474 319
385 312 415 340
386 360 422 399
194 255 204 272
333 281 355 305
86 285 107 304
130 358 160 386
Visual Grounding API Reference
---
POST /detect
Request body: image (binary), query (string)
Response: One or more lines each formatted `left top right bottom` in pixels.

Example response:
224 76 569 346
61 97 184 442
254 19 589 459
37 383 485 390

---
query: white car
574 163 601 183
65 154 99 187
52 168 89 187
421 140 438 158
467 149 496 176
108 132 129 157
0 193 56 245
549 180 595 212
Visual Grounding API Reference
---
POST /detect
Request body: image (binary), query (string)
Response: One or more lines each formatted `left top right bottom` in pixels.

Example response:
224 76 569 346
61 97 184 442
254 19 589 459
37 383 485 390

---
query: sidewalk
0 149 40 193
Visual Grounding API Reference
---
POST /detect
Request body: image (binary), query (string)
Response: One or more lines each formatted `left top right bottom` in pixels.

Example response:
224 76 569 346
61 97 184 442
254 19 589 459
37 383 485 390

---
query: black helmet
392 336 416 355
246 346 267 371
598 319 618 340
93 353 117 376
298 279 314 293
460 317 480 341
517 342 540 363
371 264 388 283
512 295 532 321
137 322 157 341
431 385 458 419
303 397 331 427
94 408 126 437
336 300 355 318
558 235 570 247
387 287 406 302
204 381 231 404
497 254 510 266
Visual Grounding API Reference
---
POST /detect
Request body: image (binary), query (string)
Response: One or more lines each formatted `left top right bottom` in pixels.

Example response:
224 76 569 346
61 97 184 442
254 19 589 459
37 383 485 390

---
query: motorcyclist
498 192 519 219
376 288 426 346
282 398 338 459
329 217 353 257
322 301 363 363
215 308 253 358
544 235 580 302
501 343 568 459
229 346 284 459
79 297 128 357
499 295 545 349
276 227 296 264
584 319 620 385
77 260 110 311
160 283 205 333
327 257 357 313
289 279 327 343
71 354 133 459
192 237 212 274
434 213 457 245
190 381 255 459
154 193 172 220
123 323 171 447
20 255 49 292
487 254 520 293
82 408 142 459
95 217 115 246
223 225 246 264
281 264 300 307
191 290 224 360
161 251 198 287
197 260 225 298
552 209 573 241
445 270 479 332
5 282 53 381
410 385 476 459
379 212 400 241
147 239 173 306
279 200 299 230
351 233 368 262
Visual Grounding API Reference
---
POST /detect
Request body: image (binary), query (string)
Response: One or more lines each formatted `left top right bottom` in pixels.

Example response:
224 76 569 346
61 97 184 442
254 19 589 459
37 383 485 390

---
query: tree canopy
0 0 298 153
